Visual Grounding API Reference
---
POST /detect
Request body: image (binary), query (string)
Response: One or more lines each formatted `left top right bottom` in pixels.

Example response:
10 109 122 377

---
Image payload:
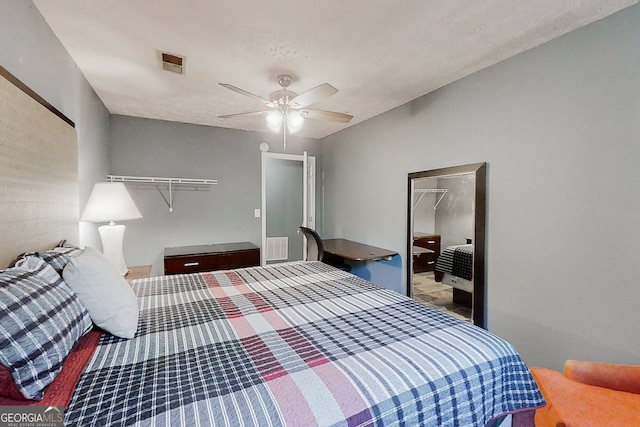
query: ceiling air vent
161 52 185 74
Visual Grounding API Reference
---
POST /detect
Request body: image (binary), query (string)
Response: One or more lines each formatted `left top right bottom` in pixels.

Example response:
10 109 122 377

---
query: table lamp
80 182 142 275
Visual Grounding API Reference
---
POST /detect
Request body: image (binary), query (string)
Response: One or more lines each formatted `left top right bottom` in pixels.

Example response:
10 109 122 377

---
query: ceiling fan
218 74 352 149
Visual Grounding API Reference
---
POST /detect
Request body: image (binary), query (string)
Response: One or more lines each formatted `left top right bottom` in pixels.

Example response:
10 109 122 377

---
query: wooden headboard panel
0 66 78 268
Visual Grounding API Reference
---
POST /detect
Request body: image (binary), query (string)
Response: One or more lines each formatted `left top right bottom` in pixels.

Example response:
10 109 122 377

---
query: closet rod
107 175 217 185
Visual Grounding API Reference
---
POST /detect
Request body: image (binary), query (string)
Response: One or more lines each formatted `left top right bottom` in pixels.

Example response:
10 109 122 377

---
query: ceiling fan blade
302 109 353 123
218 110 266 119
290 83 338 108
219 83 272 105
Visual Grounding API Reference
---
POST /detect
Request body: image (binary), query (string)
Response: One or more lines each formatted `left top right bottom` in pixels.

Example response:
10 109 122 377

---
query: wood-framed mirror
407 162 486 328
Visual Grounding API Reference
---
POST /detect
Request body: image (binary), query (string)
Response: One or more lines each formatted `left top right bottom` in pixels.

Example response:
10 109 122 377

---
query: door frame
261 151 315 265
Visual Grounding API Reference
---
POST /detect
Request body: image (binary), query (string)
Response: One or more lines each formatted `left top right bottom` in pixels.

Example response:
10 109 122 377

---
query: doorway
261 152 315 265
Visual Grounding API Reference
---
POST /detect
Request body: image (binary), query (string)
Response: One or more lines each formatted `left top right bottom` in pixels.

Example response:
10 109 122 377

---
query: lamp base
98 223 129 276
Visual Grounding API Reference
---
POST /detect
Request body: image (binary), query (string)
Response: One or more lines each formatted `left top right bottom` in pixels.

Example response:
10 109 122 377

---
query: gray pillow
62 247 139 339
13 255 71 288
0 268 92 400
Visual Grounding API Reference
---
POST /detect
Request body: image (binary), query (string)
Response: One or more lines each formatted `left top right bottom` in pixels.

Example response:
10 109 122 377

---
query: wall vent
266 237 288 261
161 52 185 74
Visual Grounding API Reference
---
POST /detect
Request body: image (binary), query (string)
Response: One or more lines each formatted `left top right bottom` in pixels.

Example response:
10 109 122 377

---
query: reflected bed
435 244 474 293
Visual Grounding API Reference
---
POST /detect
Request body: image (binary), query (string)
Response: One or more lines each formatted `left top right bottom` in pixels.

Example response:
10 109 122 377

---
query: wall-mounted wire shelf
107 175 218 212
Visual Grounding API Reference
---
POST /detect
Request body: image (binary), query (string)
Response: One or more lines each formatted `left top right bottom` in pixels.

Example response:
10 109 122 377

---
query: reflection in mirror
407 163 486 328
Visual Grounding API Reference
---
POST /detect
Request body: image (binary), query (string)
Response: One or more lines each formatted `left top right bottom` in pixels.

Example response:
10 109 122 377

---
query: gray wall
322 5 640 369
1 0 111 249
435 175 474 249
110 115 320 275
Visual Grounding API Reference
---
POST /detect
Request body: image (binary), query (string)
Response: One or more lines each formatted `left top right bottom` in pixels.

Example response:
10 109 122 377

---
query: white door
261 152 315 265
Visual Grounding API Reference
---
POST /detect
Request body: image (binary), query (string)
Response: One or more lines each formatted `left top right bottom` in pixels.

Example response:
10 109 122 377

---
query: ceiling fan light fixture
286 110 304 134
219 74 351 141
266 110 283 132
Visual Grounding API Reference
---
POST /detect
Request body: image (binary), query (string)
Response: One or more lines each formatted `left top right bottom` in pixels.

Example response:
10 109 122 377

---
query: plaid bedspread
65 261 543 426
435 244 473 281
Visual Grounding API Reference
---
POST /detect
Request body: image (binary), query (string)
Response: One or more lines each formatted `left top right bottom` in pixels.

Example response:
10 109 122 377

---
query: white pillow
62 246 139 339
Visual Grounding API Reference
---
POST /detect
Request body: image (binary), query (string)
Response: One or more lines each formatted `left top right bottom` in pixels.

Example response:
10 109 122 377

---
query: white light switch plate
254 209 261 218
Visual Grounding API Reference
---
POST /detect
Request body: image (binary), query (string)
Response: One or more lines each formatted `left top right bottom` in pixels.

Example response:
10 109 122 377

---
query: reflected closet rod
413 189 448 210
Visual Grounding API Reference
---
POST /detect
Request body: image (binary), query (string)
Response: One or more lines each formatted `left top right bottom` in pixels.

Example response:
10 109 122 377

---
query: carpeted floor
412 272 472 322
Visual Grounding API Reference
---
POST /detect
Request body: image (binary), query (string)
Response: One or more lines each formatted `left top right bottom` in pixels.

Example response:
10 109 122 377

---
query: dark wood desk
323 238 398 262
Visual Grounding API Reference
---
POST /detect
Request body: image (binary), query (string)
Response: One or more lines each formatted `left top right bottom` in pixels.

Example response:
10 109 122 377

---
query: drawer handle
427 240 435 244
184 262 200 267
428 261 435 265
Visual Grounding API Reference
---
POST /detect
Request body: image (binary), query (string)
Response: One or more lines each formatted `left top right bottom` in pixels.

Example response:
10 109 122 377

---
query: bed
435 244 474 293
1 246 544 426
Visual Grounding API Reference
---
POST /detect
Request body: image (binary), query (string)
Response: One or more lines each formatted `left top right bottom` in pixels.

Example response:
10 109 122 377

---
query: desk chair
297 227 351 271
298 226 324 261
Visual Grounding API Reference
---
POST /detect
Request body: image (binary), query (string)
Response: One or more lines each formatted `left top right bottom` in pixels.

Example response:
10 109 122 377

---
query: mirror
407 163 486 328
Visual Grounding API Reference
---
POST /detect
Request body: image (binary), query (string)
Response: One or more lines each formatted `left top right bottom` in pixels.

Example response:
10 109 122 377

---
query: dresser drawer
413 251 438 273
414 235 441 253
164 254 216 275
217 250 260 270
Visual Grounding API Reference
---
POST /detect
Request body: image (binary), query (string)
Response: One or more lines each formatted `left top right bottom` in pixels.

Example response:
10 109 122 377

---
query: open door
261 152 315 265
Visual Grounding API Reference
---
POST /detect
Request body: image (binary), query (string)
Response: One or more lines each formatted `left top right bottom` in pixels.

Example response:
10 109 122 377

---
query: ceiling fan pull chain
283 120 287 151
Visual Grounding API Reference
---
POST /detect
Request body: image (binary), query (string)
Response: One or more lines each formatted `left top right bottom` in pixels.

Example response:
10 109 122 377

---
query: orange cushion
564 360 640 394
530 367 640 427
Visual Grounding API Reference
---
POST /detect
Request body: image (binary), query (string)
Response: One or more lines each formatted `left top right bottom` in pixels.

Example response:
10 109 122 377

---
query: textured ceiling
34 0 637 139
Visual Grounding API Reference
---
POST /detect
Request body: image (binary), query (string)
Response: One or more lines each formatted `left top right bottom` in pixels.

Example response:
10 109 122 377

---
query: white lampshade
80 182 142 276
81 182 142 223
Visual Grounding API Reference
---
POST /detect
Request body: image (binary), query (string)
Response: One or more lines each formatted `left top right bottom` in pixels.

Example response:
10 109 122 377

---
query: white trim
303 151 308 261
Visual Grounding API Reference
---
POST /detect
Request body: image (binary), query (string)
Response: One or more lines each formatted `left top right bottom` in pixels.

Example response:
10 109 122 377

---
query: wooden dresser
412 233 441 273
164 242 260 275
